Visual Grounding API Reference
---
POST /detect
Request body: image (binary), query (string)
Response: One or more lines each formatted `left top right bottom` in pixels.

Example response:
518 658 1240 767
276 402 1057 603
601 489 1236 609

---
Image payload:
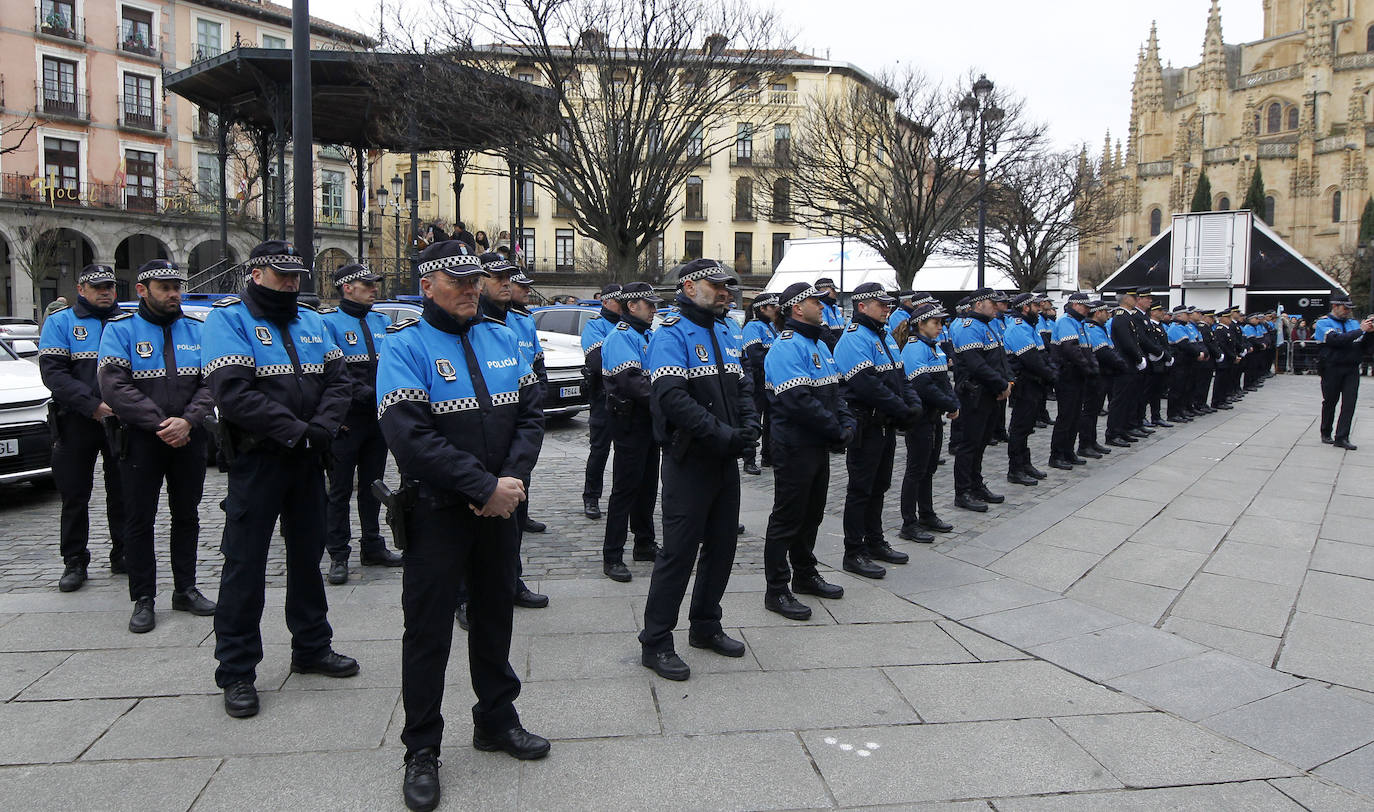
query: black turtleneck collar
673 294 720 328
821 293 837 307
600 306 622 325
510 302 532 316
243 281 300 325
137 298 179 327
422 297 480 335
621 311 652 334
852 311 886 334
338 298 371 319
75 295 121 322
785 316 825 341
1066 307 1088 322
480 295 508 323
969 310 993 324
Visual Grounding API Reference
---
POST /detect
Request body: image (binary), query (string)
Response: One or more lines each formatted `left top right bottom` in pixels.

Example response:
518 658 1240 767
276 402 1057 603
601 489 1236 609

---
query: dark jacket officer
1314 296 1372 447
948 287 1012 507
1003 294 1053 482
580 283 622 515
742 292 780 469
900 303 960 534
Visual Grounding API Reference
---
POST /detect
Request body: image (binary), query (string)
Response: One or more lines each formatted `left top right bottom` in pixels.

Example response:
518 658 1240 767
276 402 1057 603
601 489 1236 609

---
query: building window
685 176 704 219
1263 195 1276 225
320 169 345 223
40 0 76 36
520 228 535 265
41 56 78 116
121 7 155 55
733 232 753 274
44 137 79 196
125 149 157 212
262 33 286 48
648 235 665 274
420 170 431 202
687 126 703 158
196 19 222 60
517 71 535 83
555 228 574 271
1217 195 1230 211
1287 106 1299 130
196 153 220 199
1267 102 1282 133
122 73 156 129
773 124 790 165
520 171 535 214
646 121 662 154
771 232 789 270
771 178 790 220
684 230 703 260
1332 190 1342 223
403 172 416 202
1149 207 1162 236
555 182 574 216
735 176 753 219
1368 25 1374 52
1253 112 1260 134
735 122 753 163
557 120 573 153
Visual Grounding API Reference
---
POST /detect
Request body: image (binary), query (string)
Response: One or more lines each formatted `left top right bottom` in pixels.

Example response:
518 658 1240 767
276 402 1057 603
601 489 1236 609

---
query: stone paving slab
1065 574 1177 625
1268 776 1374 811
909 577 1061 621
990 781 1304 811
1168 573 1300 638
1029 622 1208 682
0 697 136 764
1316 743 1374 800
656 667 917 733
1160 615 1282 666
933 620 1031 662
1276 612 1374 693
0 758 221 812
742 621 974 671
0 611 213 652
1108 650 1304 722
1204 683 1374 770
19 645 291 700
987 542 1102 592
882 660 1146 722
962 599 1131 649
0 651 70 701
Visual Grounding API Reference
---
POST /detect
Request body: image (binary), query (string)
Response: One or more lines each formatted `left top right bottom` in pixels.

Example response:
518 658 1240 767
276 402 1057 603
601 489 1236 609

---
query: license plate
0 439 16 458
559 385 580 399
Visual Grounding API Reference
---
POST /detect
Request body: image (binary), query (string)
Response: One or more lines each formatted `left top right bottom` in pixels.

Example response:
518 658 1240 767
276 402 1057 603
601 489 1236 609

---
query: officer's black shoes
361 548 404 567
918 515 954 533
1025 465 1049 479
171 587 217 616
473 725 551 760
1035 419 1050 429
898 525 936 543
843 552 887 579
128 597 156 634
974 486 1005 504
795 573 847 597
583 498 602 519
1128 428 1151 438
742 461 762 475
109 555 127 575
688 631 746 658
291 650 360 678
1049 457 1075 471
868 541 910 565
58 564 87 593
603 561 632 583
1105 437 1131 448
1007 470 1039 487
1075 447 1102 460
402 748 441 812
223 681 259 718
632 542 659 562
515 587 549 609
1214 403 1234 410
641 650 691 680
737 523 746 535
1321 434 1335 444
456 603 469 631
327 559 349 585
955 492 988 512
523 517 547 533
1090 443 1112 456
1152 419 1175 428
1068 454 1088 466
765 591 813 620
1334 439 1359 451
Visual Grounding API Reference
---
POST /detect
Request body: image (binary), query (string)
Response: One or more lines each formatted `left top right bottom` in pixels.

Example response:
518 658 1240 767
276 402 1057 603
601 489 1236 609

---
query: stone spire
1304 0 1333 65
1200 0 1227 93
1115 139 1124 170
1348 80 1366 128
1137 22 1165 113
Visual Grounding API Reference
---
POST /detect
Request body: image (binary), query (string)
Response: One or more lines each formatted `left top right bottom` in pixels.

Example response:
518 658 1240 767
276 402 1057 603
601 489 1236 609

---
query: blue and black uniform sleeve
602 328 651 410
38 312 101 417
647 328 736 455
765 342 848 442
203 310 305 448
96 319 164 432
835 335 917 422
951 324 1008 392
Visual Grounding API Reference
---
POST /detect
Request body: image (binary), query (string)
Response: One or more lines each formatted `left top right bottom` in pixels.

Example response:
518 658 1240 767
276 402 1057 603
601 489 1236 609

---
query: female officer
741 293 779 475
897 303 960 541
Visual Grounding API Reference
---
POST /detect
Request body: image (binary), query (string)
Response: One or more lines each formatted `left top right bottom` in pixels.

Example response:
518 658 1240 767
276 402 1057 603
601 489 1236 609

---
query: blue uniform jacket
320 304 390 417
1086 320 1126 375
833 314 921 424
1314 314 1368 367
376 303 543 505
38 298 115 418
1051 311 1097 377
949 312 1011 396
581 307 620 397
742 318 778 408
97 309 214 433
1003 315 1055 385
201 293 350 450
902 335 960 418
601 316 653 421
888 307 911 334
508 305 547 387
1167 321 1200 359
765 319 854 448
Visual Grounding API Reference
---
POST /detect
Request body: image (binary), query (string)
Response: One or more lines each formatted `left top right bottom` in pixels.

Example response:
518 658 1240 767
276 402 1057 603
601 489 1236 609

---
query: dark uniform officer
834 282 921 579
898 302 959 540
639 259 756 681
948 287 1012 511
1193 310 1221 414
1314 295 1373 449
1167 306 1202 422
1213 308 1242 406
815 277 846 349
509 268 550 535
377 241 549 812
1106 289 1148 445
580 284 623 519
1049 292 1097 468
1002 293 1054 485
1132 288 1168 430
320 263 402 585
741 292 780 474
38 264 128 592
97 260 217 633
600 281 664 582
202 241 358 719
764 283 855 618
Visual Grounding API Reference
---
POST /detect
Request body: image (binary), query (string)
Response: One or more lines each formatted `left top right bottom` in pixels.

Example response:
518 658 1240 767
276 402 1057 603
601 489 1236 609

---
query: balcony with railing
1237 64 1302 90
36 84 90 122
520 199 537 216
683 201 707 221
118 97 166 135
733 203 754 222
729 150 754 167
118 26 161 62
36 7 83 44
1137 160 1173 178
193 113 219 141
191 45 223 64
741 88 799 106
1257 141 1297 158
316 207 361 230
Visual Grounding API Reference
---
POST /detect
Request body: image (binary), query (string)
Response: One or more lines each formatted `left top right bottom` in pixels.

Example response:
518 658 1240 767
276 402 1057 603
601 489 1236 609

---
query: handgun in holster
668 427 693 463
372 479 417 551
101 415 128 460
46 401 62 445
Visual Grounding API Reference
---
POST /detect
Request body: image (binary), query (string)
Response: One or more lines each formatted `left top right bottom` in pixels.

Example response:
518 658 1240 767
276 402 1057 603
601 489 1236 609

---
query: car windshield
0 317 37 326
0 339 18 360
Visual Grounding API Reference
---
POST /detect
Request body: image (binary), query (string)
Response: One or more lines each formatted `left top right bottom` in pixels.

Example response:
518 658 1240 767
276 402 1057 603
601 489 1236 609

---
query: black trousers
52 415 126 568
1321 366 1360 441
745 398 772 466
120 429 205 601
1145 370 1166 421
401 498 521 757
953 389 998 494
1007 378 1043 471
901 419 942 524
1191 364 1213 409
1051 375 1085 459
1107 369 1139 439
764 441 828 591
213 448 333 687
1079 376 1108 448
325 415 388 562
603 423 659 564
639 454 740 653
843 422 896 551
1168 362 1193 417
582 394 612 501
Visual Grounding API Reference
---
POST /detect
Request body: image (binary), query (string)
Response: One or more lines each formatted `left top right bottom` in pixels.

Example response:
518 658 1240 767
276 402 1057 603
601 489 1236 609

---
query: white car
0 338 54 486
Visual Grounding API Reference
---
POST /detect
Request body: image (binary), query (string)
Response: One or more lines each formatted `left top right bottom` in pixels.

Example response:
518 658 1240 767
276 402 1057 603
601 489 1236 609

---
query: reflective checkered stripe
431 397 480 414
40 346 71 357
608 360 641 375
132 368 166 380
255 364 295 377
300 362 325 375
490 391 520 407
99 355 132 369
768 374 838 393
841 359 874 380
71 351 98 360
650 365 688 382
519 372 539 388
378 387 428 418
176 366 201 376
342 353 371 364
204 355 255 375
323 348 342 363
906 363 948 378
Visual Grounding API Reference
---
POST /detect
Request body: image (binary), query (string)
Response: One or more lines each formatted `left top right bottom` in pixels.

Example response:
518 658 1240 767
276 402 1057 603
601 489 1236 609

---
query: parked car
371 299 423 325
0 337 54 486
0 317 40 343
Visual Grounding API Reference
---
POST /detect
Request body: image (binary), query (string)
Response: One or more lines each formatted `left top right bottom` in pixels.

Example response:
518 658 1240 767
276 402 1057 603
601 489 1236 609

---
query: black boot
742 461 761 475
472 725 551 760
583 497 601 519
603 561 631 582
58 564 87 593
171 587 217 615
867 540 910 564
1007 469 1038 486
918 514 953 532
973 485 1005 504
794 573 846 598
327 558 349 585
128 597 155 634
1076 446 1102 460
1024 464 1048 479
954 491 988 512
841 552 885 579
360 547 404 567
898 524 936 542
764 590 813 620
403 748 441 812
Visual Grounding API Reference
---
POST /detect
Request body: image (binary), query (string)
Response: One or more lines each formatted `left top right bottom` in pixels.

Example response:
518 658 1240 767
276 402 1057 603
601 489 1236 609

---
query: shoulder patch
960 318 972 327
47 304 71 315
213 297 241 308
297 301 319 312
845 323 858 332
107 312 134 322
661 315 680 326
589 313 602 321
317 306 337 314
779 330 794 339
386 317 420 333
615 321 629 330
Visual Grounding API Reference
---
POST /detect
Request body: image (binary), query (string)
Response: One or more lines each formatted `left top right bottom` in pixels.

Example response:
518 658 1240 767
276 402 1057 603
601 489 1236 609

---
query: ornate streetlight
960 74 1004 290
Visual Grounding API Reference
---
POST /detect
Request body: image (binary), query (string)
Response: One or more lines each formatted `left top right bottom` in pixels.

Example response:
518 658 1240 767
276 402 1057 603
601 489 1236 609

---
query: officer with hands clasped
202 241 358 720
375 241 550 812
580 284 623 519
898 303 959 540
834 282 921 579
1048 292 1098 469
741 292 780 475
763 282 856 620
639 259 757 682
948 287 1013 512
1314 294 1374 450
600 281 665 582
319 263 402 586
39 263 128 592
1002 293 1054 486
97 259 217 633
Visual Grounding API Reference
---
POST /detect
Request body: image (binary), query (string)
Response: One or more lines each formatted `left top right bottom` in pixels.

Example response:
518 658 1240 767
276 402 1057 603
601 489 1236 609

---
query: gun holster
372 479 418 551
46 402 62 445
101 415 128 460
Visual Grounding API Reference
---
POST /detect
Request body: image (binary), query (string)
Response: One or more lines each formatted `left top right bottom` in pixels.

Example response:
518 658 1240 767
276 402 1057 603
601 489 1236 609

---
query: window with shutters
125 149 157 212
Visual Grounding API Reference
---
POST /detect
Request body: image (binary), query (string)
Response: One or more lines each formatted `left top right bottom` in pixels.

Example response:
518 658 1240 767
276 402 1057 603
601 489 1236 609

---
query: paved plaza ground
1 374 1373 809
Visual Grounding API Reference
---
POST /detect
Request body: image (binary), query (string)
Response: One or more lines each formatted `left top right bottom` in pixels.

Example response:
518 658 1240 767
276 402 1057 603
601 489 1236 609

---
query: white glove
1166 357 1175 367
1135 358 1147 371
1148 353 1163 362
1218 354 1225 363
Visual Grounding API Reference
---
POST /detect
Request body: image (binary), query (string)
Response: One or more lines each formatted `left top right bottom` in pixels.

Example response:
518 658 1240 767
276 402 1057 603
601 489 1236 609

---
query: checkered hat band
335 268 374 285
79 270 115 284
680 264 728 282
620 290 659 300
752 296 777 309
783 286 821 310
257 254 303 266
418 255 482 275
137 269 187 283
967 290 996 303
851 290 890 303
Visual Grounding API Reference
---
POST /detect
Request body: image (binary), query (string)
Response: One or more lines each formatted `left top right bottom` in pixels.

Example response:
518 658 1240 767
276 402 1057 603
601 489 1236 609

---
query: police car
0 336 53 486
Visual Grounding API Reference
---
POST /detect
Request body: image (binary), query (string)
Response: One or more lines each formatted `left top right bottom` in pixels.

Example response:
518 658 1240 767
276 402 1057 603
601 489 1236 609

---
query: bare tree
764 67 1043 289
14 210 63 308
950 148 1118 292
1 114 38 157
376 0 793 281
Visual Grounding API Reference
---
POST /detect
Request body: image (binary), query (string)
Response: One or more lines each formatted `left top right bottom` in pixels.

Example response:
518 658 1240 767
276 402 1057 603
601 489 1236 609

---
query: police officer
640 259 757 680
742 292 780 475
376 241 550 812
764 283 854 616
1132 288 1168 431
898 303 959 540
1167 306 1203 423
1314 295 1373 449
834 282 921 579
202 241 358 719
814 277 846 348
1106 289 1148 445
1082 301 1125 458
1193 309 1221 414
988 292 1012 445
1003 293 1053 485
1049 292 1097 468
39 264 128 592
97 260 217 633
599 282 664 582
949 287 1012 511
320 263 402 585
509 268 549 533
580 284 622 518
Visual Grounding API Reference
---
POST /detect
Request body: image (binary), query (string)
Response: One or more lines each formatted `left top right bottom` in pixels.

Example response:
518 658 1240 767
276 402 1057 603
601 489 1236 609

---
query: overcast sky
311 0 1265 153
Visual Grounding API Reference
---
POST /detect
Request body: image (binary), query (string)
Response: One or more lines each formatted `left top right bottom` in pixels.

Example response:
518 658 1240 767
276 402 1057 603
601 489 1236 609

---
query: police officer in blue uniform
97 260 217 633
320 263 402 585
509 268 549 536
834 282 921 579
202 241 358 719
948 287 1013 511
1192 309 1221 414
763 282 855 618
1167 306 1203 423
39 264 128 592
1035 295 1057 427
376 241 549 811
742 292 780 475
988 292 1012 445
1002 293 1054 485
580 284 622 519
1049 292 1097 468
600 282 664 582
1315 295 1373 449
898 302 959 540
639 260 757 681
815 277 846 348
1082 301 1125 458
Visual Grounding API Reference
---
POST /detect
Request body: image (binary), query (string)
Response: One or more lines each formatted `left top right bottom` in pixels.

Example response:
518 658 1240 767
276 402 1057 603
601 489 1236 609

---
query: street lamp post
960 75 1004 291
